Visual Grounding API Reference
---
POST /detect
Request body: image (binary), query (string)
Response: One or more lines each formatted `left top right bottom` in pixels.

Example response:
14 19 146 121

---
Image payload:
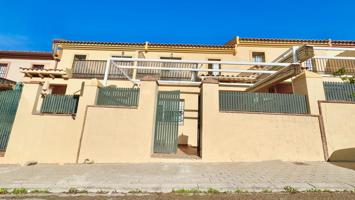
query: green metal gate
0 86 22 150
153 90 180 153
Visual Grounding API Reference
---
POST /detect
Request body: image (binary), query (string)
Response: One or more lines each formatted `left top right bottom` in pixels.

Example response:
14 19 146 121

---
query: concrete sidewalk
0 161 354 193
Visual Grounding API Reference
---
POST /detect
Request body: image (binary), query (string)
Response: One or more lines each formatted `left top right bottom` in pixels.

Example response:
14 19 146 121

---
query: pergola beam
246 64 302 92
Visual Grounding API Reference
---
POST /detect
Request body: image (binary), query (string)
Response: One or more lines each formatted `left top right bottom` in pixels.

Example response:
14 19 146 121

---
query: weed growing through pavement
283 186 299 194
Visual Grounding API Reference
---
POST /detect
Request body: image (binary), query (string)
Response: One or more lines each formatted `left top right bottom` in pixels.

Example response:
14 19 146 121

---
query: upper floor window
160 57 182 68
160 57 182 60
252 52 265 62
0 63 8 78
74 55 87 61
112 55 132 58
32 64 45 70
208 59 221 76
49 84 67 95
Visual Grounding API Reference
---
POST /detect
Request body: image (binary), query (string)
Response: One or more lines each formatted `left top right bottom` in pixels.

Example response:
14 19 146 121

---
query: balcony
297 46 355 75
71 58 296 89
72 60 198 81
72 60 132 79
304 57 355 75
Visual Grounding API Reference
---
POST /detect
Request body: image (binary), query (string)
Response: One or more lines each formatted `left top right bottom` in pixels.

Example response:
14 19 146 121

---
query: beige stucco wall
78 81 157 163
1 79 98 164
200 82 325 162
56 46 291 77
320 102 355 162
292 71 326 115
0 58 56 82
2 75 353 164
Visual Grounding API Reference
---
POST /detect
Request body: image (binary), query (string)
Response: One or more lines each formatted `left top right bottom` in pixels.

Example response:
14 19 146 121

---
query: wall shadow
329 148 355 162
329 148 355 171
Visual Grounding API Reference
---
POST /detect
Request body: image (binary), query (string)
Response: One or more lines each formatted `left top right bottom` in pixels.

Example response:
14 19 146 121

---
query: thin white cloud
0 34 30 50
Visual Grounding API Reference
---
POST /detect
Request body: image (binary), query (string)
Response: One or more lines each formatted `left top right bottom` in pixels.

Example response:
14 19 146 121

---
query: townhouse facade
0 37 355 164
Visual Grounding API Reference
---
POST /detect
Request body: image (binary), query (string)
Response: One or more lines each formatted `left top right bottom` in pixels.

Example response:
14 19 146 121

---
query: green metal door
0 86 22 150
153 90 180 153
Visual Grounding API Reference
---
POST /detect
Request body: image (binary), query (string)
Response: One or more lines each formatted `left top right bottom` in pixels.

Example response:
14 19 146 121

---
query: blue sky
0 0 354 51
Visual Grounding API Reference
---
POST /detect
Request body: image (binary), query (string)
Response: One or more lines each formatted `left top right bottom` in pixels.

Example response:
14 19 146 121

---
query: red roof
54 37 355 48
228 37 355 46
53 39 234 49
0 51 54 60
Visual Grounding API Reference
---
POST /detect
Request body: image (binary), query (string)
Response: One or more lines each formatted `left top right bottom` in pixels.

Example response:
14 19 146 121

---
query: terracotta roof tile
54 37 355 49
53 39 234 49
228 37 355 46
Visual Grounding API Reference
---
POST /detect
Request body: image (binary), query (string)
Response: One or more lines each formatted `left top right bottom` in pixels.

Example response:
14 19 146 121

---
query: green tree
333 68 355 83
333 68 355 97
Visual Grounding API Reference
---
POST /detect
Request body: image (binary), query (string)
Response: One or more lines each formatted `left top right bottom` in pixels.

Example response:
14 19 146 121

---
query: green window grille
219 91 308 114
323 82 355 102
97 87 140 107
40 95 80 114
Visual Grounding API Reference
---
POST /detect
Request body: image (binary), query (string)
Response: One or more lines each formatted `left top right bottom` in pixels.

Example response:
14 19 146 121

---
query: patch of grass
128 189 144 194
262 189 272 193
306 188 333 193
0 188 9 194
207 188 220 194
283 186 299 194
96 190 109 194
30 189 50 194
234 189 248 193
67 187 88 194
306 188 322 192
172 188 203 194
12 188 28 194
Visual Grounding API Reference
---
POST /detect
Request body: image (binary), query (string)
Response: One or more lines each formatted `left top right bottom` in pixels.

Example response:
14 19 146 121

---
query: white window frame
208 59 221 76
0 63 8 78
252 52 266 62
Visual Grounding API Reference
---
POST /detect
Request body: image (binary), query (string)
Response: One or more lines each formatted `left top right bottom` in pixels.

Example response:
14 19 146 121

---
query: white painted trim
104 58 293 86
313 47 355 51
108 64 278 74
157 80 202 86
219 82 254 87
109 58 291 67
313 56 355 60
103 58 111 86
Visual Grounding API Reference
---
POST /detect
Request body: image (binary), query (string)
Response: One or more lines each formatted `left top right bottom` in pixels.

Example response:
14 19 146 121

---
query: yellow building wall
320 102 355 162
292 71 326 115
56 46 291 77
0 58 56 82
1 79 98 164
200 82 325 162
78 81 157 163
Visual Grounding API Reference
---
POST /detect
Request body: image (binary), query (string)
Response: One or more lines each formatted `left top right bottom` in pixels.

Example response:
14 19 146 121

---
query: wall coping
219 110 319 118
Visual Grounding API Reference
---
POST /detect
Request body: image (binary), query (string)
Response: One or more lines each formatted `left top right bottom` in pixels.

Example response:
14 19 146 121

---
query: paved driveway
0 161 354 193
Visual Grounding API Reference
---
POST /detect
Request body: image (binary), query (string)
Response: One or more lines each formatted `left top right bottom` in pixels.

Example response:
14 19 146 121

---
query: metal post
103 58 111 86
212 63 219 76
292 46 299 63
132 60 138 81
